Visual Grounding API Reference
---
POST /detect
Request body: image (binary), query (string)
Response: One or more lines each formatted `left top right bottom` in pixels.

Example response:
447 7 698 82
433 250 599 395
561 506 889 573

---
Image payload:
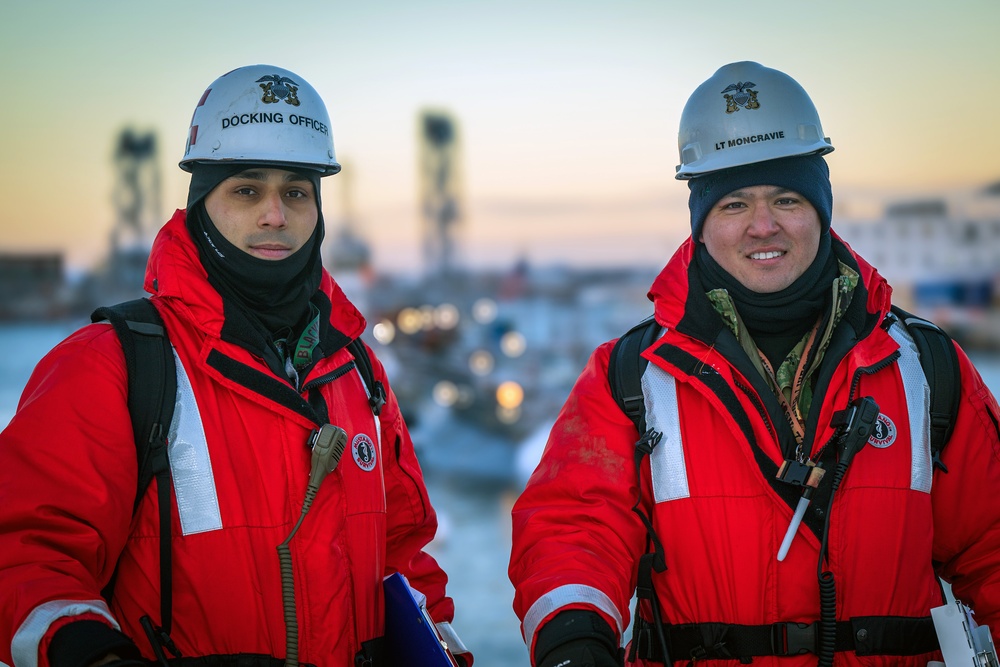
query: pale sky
2 0 999 274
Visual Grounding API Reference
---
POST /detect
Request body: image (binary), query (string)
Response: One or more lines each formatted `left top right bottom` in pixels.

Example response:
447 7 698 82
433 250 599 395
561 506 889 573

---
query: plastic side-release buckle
370 381 387 416
771 621 817 656
355 634 386 667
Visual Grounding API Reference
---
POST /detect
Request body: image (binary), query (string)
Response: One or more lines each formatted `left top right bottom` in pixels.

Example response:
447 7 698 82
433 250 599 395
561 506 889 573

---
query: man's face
699 184 822 293
204 168 318 260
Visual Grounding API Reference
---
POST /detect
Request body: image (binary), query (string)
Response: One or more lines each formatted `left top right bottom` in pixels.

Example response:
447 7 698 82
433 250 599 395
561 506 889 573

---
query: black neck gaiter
696 232 838 341
186 200 323 337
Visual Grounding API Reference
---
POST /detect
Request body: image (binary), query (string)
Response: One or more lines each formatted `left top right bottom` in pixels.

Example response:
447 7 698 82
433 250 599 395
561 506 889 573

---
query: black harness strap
609 317 674 664
629 430 666 573
627 429 671 665
92 299 178 653
92 299 177 516
890 306 961 472
348 337 386 416
608 316 661 435
632 615 939 663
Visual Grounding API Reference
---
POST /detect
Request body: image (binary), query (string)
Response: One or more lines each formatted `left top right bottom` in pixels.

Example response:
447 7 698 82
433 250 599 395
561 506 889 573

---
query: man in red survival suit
0 64 472 667
510 61 1000 667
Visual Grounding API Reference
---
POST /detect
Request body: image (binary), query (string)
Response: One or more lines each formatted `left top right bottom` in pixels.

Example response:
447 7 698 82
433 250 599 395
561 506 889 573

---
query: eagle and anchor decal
712 78 785 151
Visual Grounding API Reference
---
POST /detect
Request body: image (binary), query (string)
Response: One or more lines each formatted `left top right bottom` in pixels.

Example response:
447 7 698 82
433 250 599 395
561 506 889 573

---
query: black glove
538 638 620 667
48 620 144 667
534 610 621 667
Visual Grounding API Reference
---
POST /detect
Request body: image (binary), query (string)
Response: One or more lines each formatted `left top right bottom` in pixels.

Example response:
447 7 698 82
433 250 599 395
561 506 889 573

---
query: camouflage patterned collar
706 260 859 439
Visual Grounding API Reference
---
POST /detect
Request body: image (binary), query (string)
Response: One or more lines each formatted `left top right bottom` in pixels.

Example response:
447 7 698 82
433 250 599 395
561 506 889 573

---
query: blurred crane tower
77 128 161 310
418 110 464 279
111 128 161 256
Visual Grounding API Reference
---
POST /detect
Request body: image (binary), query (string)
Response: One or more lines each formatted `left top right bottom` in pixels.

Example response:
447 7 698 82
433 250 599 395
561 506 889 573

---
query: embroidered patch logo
721 81 760 113
256 75 301 106
352 433 377 472
868 414 897 448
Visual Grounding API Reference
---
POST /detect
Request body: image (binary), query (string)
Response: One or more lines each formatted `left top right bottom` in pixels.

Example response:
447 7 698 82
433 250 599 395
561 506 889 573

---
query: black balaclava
696 232 838 367
697 231 836 334
185 163 324 338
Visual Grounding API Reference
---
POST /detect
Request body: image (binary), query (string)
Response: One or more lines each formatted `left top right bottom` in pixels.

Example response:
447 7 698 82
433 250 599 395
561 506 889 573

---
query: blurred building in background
0 252 71 319
837 181 1000 350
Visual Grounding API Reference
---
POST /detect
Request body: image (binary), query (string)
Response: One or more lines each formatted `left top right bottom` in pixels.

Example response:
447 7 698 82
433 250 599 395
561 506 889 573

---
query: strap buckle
770 621 817 656
369 381 387 416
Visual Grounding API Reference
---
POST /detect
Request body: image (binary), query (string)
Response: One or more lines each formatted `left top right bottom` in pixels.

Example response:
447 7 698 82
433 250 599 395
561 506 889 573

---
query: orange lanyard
757 321 821 453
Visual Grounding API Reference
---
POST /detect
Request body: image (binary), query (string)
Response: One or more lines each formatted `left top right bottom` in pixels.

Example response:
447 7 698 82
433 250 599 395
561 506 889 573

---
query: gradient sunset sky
2 0 998 274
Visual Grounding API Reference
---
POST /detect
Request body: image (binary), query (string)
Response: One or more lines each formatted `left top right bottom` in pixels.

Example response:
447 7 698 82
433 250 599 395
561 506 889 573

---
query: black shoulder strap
609 316 671 663
348 337 386 416
91 298 178 642
608 316 661 435
890 305 961 472
92 298 177 510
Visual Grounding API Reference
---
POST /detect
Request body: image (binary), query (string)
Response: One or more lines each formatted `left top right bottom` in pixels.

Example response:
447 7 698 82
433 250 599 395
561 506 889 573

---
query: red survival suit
510 235 1000 667
0 210 465 666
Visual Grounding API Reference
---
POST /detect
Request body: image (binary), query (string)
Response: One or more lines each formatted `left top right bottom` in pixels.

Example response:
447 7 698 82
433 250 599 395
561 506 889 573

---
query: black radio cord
816 397 879 667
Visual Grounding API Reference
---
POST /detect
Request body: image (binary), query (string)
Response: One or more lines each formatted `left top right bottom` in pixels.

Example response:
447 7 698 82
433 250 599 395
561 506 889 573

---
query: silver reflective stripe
522 584 622 652
354 366 382 449
168 348 223 535
643 364 690 503
436 621 470 655
12 599 119 667
402 582 470 656
888 320 933 493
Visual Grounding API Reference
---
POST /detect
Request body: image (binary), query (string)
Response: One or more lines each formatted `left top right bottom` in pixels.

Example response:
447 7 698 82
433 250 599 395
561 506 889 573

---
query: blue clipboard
383 572 460 667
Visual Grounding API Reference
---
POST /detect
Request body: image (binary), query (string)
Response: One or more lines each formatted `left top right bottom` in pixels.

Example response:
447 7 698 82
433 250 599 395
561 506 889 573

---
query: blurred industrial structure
75 127 161 311
418 110 463 279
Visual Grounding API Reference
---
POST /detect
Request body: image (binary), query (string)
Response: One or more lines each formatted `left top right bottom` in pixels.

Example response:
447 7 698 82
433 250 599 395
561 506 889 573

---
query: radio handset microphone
306 424 348 492
829 396 879 488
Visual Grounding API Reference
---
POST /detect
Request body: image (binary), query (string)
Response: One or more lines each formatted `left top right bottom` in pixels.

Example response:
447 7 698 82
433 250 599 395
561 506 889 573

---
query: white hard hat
180 64 340 175
675 61 833 180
